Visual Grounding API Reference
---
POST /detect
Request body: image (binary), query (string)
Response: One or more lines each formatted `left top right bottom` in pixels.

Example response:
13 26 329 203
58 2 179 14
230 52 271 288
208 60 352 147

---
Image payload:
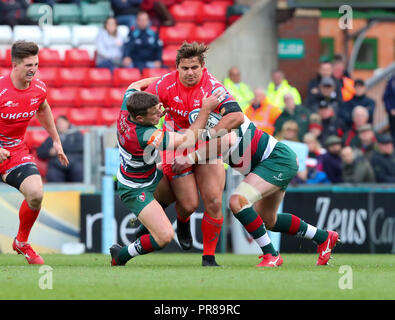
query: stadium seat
117 25 131 42
142 68 170 79
0 67 9 77
159 23 196 46
35 67 59 87
64 49 91 67
170 1 203 23
76 87 108 108
112 68 141 87
193 22 226 44
38 48 62 67
53 3 82 25
13 26 44 46
85 68 113 87
58 68 88 87
4 49 12 67
196 2 232 23
48 44 73 61
78 44 97 65
71 25 100 47
162 45 178 68
98 108 120 126
106 87 126 108
0 25 13 45
27 3 51 23
68 107 100 126
42 25 73 47
24 130 49 150
81 2 111 24
47 87 79 108
50 107 69 120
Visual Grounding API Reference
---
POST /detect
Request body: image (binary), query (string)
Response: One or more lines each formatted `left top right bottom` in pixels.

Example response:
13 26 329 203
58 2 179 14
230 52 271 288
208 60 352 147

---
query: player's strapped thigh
232 181 263 211
4 163 40 190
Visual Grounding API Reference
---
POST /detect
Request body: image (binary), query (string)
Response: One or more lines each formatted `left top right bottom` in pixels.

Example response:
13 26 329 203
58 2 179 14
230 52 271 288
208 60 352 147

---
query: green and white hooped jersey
116 89 169 188
225 115 278 175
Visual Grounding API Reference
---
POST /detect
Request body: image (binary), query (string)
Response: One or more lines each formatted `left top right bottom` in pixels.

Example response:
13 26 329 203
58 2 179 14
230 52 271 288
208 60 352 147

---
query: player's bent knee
25 189 44 209
230 182 263 214
178 199 198 215
262 216 277 230
204 196 222 215
229 194 245 214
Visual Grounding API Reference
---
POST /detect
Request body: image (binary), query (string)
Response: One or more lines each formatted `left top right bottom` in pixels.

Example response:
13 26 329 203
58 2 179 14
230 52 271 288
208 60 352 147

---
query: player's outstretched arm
172 131 237 174
35 100 69 167
167 90 225 150
127 77 160 91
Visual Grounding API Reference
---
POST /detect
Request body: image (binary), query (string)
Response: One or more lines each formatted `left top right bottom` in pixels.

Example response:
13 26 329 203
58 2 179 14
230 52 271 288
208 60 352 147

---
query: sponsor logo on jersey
173 96 183 104
30 97 39 106
3 100 19 108
0 88 7 97
0 110 37 119
35 83 46 93
193 99 200 108
138 192 146 202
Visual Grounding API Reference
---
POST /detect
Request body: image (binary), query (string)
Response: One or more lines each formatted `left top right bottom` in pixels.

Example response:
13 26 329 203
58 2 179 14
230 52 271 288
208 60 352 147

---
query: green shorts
252 142 298 190
117 170 163 217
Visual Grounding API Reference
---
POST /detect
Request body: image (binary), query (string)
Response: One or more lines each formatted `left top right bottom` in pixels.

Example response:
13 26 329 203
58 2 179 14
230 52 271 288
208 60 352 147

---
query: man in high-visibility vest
244 88 282 135
223 66 254 112
266 70 301 110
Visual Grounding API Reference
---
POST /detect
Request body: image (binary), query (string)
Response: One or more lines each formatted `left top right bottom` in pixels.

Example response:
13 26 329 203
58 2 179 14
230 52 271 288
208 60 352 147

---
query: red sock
16 200 40 243
201 212 223 256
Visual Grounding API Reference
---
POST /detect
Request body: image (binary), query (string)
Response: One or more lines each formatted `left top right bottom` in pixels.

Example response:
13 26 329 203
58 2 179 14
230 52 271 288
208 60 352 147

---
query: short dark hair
11 40 39 63
176 41 208 67
127 91 159 118
354 79 365 87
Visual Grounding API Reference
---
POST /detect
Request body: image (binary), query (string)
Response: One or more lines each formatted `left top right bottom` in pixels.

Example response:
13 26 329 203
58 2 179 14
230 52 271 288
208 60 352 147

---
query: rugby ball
188 109 222 129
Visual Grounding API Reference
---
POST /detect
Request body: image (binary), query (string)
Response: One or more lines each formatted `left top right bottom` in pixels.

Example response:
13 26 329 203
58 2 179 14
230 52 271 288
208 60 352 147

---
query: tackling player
172 115 340 267
145 42 244 266
110 78 225 266
0 41 69 264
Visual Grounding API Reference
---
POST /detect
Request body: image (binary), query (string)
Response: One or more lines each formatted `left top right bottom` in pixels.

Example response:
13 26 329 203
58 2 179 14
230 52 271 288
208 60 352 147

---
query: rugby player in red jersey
0 41 69 264
145 42 244 266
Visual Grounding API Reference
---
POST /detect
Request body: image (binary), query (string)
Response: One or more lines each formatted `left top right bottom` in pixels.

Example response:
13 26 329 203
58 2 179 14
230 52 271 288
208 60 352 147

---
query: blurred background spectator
332 54 355 102
96 17 124 72
37 116 84 183
306 76 343 113
141 0 175 27
355 124 377 161
0 0 36 27
266 70 301 110
342 106 370 147
316 102 344 146
274 92 310 141
244 88 281 135
340 79 375 129
111 0 142 28
321 135 343 183
370 134 395 183
223 66 254 112
122 11 163 71
274 119 300 142
341 146 375 183
307 113 323 140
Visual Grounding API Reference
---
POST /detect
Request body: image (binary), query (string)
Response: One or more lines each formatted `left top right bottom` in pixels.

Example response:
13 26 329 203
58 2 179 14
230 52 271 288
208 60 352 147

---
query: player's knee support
5 163 40 191
230 182 263 213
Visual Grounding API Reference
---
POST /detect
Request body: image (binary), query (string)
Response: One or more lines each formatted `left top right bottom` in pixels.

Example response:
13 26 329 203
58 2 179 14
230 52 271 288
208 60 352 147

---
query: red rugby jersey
0 74 47 149
145 68 235 131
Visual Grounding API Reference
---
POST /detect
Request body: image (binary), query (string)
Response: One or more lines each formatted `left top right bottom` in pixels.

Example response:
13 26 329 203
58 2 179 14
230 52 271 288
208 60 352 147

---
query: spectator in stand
273 93 310 141
37 116 84 183
341 146 375 183
307 113 323 140
295 132 329 184
223 66 254 112
340 79 375 131
122 11 163 72
356 124 377 161
316 101 345 146
243 88 282 135
342 106 370 147
111 0 142 28
321 135 344 183
332 54 355 103
96 17 124 72
306 59 342 107
370 134 395 183
140 0 175 27
274 120 300 142
306 76 343 114
0 0 36 27
266 70 301 110
383 74 395 143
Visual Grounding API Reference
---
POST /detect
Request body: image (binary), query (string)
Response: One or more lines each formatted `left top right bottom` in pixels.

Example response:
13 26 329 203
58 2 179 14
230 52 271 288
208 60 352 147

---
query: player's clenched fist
0 148 10 163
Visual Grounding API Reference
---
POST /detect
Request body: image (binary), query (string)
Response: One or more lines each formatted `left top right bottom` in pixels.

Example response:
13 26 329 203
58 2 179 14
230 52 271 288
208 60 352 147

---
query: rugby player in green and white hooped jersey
110 77 226 266
173 114 340 267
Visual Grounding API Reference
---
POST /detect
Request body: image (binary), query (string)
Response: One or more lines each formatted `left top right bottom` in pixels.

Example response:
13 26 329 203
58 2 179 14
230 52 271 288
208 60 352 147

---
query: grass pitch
0 253 394 300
